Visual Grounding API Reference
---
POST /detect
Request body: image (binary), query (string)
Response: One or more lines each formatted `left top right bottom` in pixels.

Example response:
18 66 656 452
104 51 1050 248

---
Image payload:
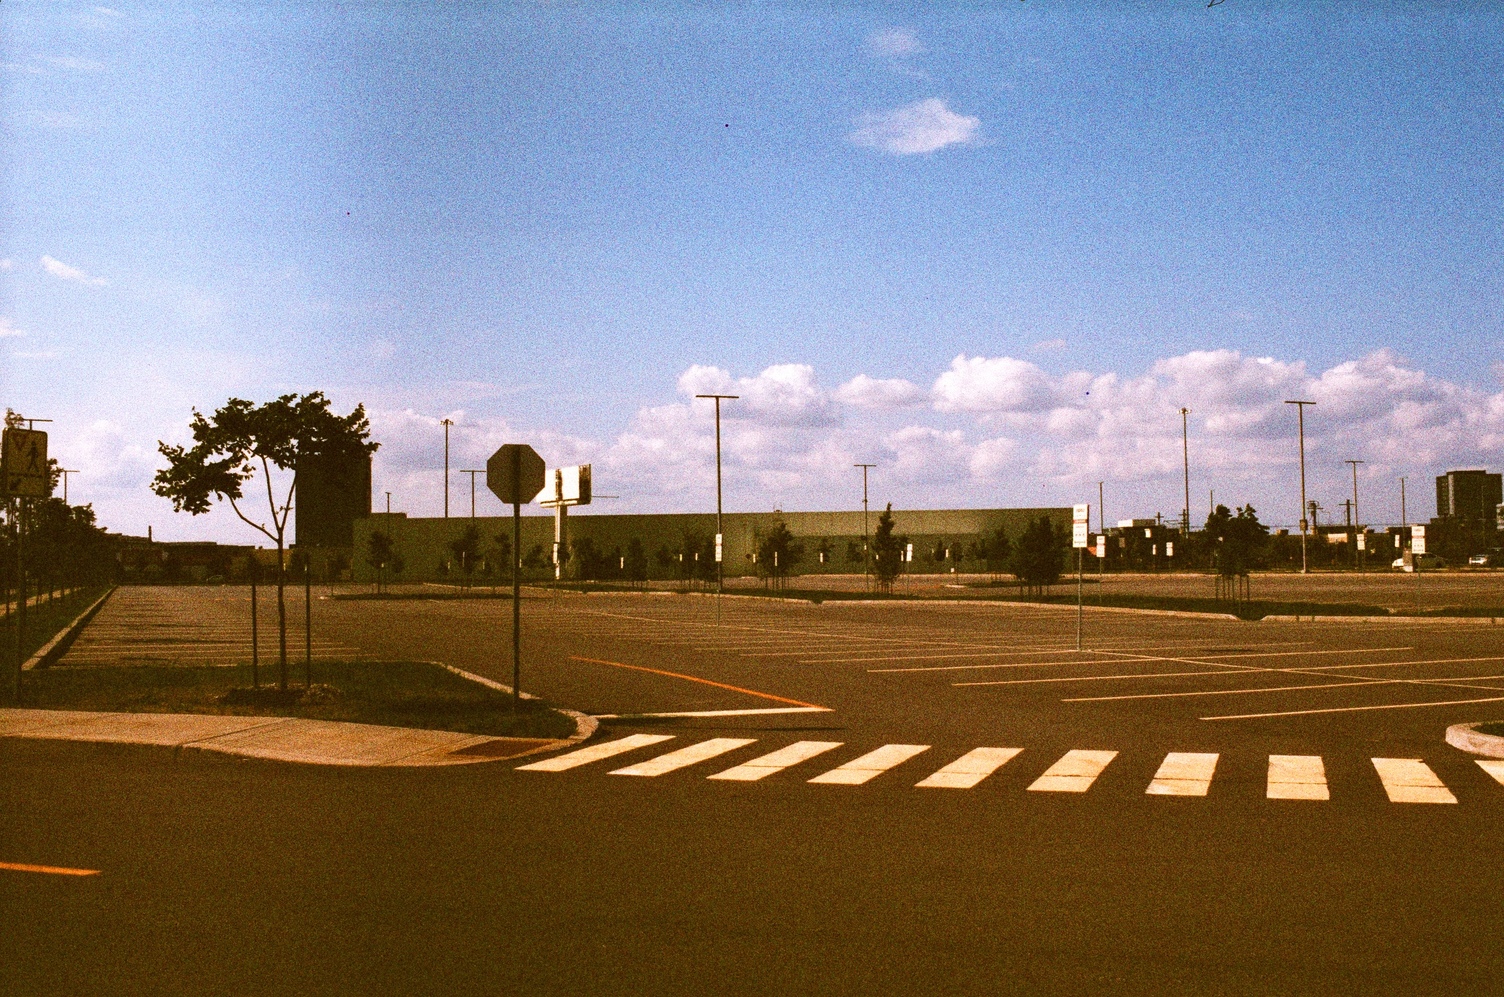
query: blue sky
5 3 1504 540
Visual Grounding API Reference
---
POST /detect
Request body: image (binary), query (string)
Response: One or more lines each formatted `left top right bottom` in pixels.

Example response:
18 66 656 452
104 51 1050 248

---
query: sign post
487 444 546 708
3 427 49 701
1073 504 1090 652
1411 524 1426 607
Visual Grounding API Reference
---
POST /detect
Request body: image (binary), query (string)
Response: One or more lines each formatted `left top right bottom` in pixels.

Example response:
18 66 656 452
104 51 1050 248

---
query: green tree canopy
1010 516 1066 592
871 504 907 593
1205 504 1269 576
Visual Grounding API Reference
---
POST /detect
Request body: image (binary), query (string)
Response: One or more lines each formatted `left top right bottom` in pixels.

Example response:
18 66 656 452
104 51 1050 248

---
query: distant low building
1436 469 1502 524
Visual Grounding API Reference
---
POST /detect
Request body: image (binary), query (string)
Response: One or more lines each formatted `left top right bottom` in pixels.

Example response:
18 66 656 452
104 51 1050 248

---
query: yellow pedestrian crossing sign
2 428 50 498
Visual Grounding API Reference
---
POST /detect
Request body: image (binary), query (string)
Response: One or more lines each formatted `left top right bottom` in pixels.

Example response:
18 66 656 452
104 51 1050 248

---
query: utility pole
855 463 876 591
461 470 482 518
694 394 738 607
1400 477 1407 526
58 469 79 504
441 418 454 518
1285 400 1316 573
385 491 392 516
1180 407 1191 536
1345 459 1364 571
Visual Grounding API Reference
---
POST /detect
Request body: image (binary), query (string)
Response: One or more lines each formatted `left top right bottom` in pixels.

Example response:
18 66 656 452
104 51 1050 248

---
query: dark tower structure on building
1435 469 1503 525
296 452 372 548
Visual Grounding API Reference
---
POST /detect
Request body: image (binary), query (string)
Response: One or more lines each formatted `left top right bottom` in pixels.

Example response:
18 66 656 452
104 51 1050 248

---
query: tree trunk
276 538 288 691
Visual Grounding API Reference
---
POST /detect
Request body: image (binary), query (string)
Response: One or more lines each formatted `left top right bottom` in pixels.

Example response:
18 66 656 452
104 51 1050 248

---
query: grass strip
19 659 577 739
2 587 109 674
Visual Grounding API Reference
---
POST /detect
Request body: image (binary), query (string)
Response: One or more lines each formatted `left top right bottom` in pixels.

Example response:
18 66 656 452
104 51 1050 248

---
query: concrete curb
1263 615 1504 625
22 587 116 671
1446 722 1504 759
436 661 598 748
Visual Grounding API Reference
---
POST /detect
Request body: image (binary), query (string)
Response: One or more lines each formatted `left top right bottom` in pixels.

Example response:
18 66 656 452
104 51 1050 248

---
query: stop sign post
487 444 546 707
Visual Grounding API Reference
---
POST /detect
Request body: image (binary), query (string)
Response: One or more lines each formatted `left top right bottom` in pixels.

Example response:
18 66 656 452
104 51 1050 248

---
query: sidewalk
0 708 571 767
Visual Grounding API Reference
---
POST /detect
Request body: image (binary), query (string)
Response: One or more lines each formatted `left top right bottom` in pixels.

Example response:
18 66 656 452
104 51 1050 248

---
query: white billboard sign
537 464 592 507
1073 503 1089 523
1072 522 1089 548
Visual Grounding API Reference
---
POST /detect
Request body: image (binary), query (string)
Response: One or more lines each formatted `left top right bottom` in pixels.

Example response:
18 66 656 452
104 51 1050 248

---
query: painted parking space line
0 861 100 877
1372 758 1457 804
591 707 831 719
610 738 758 777
516 734 675 772
1268 755 1329 800
1477 760 1504 786
957 669 1252 688
1202 695 1504 721
709 741 846 781
1026 750 1118 793
809 744 931 785
915 747 1023 789
1146 753 1220 796
1065 680 1381 703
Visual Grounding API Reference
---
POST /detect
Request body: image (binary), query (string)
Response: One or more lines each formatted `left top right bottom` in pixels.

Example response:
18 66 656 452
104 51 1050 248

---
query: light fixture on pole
460 470 482 518
855 463 876 591
1284 400 1316 573
694 393 738 600
440 418 454 518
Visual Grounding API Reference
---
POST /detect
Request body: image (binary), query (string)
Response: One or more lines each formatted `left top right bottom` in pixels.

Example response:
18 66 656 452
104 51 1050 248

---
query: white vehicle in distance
1392 553 1447 571
1469 554 1494 567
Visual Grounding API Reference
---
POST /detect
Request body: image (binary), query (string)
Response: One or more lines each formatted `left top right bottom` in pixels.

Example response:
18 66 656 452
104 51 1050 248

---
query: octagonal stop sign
487 444 546 505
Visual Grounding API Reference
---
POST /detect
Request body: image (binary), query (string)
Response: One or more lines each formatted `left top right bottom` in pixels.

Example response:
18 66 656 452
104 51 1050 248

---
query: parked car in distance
1392 553 1448 571
1469 554 1493 567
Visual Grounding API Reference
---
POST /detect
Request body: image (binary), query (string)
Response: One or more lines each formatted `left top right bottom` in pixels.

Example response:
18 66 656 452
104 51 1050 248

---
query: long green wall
351 507 1070 583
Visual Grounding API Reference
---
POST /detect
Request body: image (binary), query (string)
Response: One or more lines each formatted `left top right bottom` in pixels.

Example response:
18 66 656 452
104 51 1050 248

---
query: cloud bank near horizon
63 347 1504 541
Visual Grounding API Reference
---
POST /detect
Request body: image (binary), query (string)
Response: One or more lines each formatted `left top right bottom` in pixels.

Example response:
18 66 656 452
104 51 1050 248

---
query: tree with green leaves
871 503 907 594
624 537 648 584
1205 503 1269 577
1010 516 1066 595
152 393 377 691
756 519 798 590
365 530 401 594
985 524 1012 577
449 525 481 589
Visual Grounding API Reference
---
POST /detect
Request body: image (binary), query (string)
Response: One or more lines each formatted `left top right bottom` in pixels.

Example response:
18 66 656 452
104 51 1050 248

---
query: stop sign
487 444 546 505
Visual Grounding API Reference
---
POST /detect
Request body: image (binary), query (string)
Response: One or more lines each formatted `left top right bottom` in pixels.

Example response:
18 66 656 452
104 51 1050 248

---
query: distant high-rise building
1435 469 1502 523
296 452 372 548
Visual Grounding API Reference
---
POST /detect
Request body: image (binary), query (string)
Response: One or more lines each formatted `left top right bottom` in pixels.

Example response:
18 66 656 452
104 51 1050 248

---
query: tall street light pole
855 463 876 591
1180 407 1191 536
1285 400 1316 574
461 470 482 518
441 418 454 518
1400 476 1407 526
695 393 738 599
1345 459 1365 572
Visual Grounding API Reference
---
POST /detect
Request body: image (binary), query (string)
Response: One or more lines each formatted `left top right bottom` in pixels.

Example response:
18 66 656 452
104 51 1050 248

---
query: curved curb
22 587 115 671
1446 722 1504 759
435 662 597 748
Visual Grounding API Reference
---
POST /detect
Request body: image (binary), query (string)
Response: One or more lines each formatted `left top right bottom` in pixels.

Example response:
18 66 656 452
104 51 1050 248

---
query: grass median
2 586 109 674
19 659 578 739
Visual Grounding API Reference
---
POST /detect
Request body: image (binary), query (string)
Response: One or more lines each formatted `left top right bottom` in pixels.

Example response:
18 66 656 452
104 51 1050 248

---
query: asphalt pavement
4 586 1503 995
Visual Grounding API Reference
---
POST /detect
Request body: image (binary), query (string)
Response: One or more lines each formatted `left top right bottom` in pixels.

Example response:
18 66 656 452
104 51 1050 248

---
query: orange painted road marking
570 655 827 709
0 861 100 877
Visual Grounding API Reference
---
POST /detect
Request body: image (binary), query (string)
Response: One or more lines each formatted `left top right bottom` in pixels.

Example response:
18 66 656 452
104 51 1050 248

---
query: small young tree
756 519 796 590
1011 516 1066 596
624 537 649 585
871 504 906 594
449 525 481 589
986 525 1012 578
366 530 400 594
152 393 377 691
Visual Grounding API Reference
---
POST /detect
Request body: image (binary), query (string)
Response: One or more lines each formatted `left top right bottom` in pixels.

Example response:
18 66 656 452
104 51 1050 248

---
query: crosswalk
516 735 1504 805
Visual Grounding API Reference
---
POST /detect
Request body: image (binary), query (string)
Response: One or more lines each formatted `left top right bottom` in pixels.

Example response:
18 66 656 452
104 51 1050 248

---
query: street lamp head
694 394 740 401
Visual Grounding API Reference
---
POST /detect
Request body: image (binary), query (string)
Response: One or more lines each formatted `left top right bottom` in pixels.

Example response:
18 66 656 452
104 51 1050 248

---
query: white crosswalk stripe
808 744 931 785
1267 755 1329 800
1146 753 1220 797
709 741 845 782
516 734 675 772
610 738 757 777
915 747 1022 789
513 737 1498 807
1372 758 1457 804
1026 749 1118 793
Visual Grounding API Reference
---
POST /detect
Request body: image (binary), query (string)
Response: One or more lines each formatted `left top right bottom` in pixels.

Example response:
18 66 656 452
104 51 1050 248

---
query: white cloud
41 255 108 286
0 317 24 338
834 374 925 409
867 27 923 57
679 363 837 427
849 98 979 156
932 355 1059 413
0 258 13 270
